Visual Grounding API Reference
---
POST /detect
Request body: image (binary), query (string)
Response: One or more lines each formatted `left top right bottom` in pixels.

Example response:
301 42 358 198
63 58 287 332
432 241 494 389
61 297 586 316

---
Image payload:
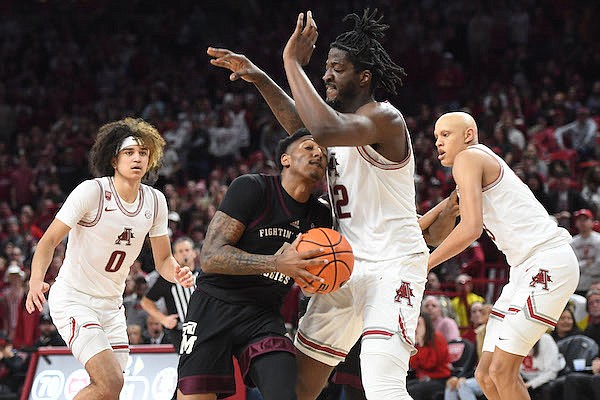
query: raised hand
283 10 319 66
274 234 327 287
207 47 264 83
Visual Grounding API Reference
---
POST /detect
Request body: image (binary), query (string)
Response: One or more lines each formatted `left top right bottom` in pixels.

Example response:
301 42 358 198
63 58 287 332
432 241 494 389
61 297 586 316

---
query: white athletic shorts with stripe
295 252 428 366
483 244 579 356
48 279 130 370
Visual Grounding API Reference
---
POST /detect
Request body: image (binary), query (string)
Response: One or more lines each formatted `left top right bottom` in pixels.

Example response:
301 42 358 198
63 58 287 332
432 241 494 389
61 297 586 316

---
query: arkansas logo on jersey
327 153 339 177
394 281 415 307
529 269 552 291
105 191 112 201
115 228 134 245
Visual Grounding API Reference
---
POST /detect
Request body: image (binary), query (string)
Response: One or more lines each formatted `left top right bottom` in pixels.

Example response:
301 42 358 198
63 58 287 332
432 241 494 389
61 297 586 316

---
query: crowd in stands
0 0 599 398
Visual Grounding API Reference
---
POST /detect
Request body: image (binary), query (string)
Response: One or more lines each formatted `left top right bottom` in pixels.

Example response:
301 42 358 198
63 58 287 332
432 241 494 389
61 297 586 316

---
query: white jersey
468 144 571 266
326 137 427 261
54 177 168 298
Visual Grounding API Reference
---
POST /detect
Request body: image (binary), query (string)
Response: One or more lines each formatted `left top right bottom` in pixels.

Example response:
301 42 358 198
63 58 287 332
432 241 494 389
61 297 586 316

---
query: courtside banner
21 346 246 400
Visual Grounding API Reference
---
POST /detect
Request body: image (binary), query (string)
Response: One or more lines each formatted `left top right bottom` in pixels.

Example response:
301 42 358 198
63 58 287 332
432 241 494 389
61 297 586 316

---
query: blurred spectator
581 164 600 216
584 289 600 346
548 172 590 230
0 333 27 396
33 314 66 348
127 324 143 345
123 274 149 328
408 313 451 400
554 107 597 160
551 305 581 342
0 264 26 342
451 274 485 332
422 295 460 342
571 209 600 295
143 315 171 345
520 333 565 399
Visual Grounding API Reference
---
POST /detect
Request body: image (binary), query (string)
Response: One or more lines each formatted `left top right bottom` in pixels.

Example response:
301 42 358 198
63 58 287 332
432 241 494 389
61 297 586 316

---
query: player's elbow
464 224 483 243
199 252 217 273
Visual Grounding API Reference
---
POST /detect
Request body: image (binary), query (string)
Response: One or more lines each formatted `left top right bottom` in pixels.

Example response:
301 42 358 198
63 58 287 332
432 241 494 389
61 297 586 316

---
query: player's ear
360 70 371 87
464 127 475 143
280 153 291 168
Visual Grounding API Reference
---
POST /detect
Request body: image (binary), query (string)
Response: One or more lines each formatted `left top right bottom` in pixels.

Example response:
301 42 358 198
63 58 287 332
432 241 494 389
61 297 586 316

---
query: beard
324 82 359 112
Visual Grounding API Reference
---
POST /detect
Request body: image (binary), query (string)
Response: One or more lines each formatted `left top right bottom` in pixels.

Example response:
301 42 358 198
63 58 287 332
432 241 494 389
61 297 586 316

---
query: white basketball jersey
326 137 427 261
468 144 571 266
55 177 168 298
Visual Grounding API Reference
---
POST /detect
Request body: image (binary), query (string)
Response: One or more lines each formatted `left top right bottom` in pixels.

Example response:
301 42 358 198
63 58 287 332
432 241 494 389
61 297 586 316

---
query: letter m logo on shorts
115 228 134 245
394 281 415 307
180 321 198 355
529 269 553 291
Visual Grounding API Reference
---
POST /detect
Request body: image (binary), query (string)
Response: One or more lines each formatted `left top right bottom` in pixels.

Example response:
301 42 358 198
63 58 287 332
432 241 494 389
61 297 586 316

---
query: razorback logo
327 152 339 177
529 268 552 291
115 228 134 245
394 281 415 307
105 191 112 201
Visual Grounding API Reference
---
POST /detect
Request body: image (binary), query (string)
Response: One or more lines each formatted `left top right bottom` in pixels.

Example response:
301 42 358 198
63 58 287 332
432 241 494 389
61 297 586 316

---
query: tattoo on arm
255 79 304 135
201 211 276 275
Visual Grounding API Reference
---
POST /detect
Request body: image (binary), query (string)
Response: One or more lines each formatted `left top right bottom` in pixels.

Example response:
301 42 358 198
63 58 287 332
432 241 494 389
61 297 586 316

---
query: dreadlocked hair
331 8 406 95
89 117 165 180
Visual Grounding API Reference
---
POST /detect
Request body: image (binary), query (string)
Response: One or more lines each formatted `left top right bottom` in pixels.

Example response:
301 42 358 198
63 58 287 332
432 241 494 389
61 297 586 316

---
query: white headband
116 136 144 154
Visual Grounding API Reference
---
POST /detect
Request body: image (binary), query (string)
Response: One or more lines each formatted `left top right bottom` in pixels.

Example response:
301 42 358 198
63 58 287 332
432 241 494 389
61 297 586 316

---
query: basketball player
141 236 199 352
208 9 431 400
177 128 332 400
25 118 195 400
429 112 579 400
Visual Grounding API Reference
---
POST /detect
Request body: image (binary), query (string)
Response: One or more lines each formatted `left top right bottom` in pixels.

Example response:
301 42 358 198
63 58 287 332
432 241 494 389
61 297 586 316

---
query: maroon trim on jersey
111 344 130 351
525 296 557 327
490 309 505 319
237 336 295 385
151 188 158 226
468 145 505 192
508 307 521 313
297 331 348 358
357 144 411 170
397 315 413 345
82 323 101 329
108 177 144 217
363 329 394 338
178 375 236 396
274 175 292 217
67 317 76 348
247 176 272 230
78 179 104 227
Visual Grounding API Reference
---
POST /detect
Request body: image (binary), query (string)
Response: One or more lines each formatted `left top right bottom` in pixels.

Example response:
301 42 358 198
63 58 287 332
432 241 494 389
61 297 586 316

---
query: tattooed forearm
200 211 277 275
254 76 304 135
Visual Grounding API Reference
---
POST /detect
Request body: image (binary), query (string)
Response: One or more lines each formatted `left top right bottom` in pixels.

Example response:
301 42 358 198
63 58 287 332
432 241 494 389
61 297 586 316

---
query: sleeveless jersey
467 144 572 266
54 177 168 298
326 136 428 261
196 174 331 310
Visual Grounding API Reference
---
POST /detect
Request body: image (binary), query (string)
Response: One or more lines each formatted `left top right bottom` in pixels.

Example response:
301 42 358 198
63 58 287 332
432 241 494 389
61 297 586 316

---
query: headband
116 136 144 154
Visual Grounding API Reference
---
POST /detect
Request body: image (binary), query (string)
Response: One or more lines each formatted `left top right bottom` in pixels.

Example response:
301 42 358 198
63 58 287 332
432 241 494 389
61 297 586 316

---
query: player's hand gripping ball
296 228 354 294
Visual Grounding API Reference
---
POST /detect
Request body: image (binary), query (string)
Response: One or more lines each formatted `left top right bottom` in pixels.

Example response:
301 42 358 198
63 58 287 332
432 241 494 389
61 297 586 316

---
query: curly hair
331 8 406 95
89 117 165 180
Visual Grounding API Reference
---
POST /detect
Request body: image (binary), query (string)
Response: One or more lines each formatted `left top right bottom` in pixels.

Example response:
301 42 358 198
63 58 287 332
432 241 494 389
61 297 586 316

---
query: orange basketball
295 228 354 294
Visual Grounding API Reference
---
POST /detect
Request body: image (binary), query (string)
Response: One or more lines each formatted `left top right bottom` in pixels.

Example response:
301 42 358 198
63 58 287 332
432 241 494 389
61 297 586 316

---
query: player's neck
112 174 141 203
280 175 312 203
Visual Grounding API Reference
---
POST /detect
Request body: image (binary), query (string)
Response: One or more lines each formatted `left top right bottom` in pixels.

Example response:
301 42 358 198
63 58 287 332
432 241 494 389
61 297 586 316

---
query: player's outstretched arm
427 152 484 271
282 12 405 154
26 219 71 313
150 235 194 288
207 47 304 135
200 211 326 287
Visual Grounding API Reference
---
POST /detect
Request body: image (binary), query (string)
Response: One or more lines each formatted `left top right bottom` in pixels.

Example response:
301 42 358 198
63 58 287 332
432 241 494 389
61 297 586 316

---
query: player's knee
94 373 123 400
474 365 493 391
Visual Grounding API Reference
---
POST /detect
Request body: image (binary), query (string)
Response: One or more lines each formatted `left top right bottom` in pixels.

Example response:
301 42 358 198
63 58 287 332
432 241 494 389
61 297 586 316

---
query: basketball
295 228 354 294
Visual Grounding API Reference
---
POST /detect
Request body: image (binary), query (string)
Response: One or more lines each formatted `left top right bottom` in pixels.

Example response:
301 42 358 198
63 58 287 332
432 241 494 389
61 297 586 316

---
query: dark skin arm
200 211 328 286
207 47 304 135
282 11 408 162
420 190 460 247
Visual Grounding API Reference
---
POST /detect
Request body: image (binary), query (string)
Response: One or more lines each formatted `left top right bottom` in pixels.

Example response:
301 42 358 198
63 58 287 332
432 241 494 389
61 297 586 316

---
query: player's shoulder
231 173 271 190
71 178 103 195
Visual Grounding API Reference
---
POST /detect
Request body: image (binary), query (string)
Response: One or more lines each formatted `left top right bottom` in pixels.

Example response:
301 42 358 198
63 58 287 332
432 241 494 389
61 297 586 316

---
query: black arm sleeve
218 175 265 225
